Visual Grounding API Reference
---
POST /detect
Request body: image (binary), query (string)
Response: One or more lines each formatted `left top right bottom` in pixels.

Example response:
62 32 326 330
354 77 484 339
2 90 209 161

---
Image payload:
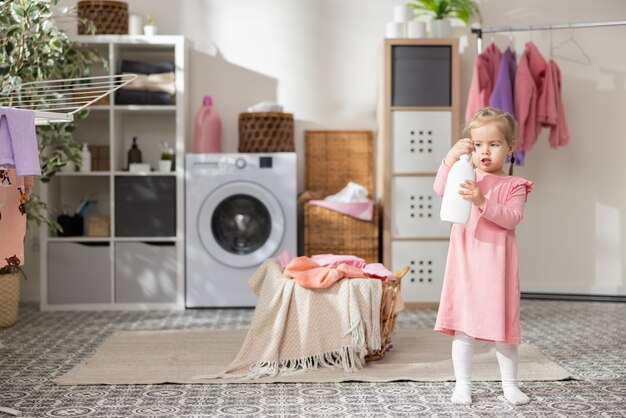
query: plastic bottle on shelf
440 154 475 224
193 95 222 153
79 143 91 172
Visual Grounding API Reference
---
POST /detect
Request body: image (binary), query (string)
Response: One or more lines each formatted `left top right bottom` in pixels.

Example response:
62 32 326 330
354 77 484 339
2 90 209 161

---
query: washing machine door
197 181 285 268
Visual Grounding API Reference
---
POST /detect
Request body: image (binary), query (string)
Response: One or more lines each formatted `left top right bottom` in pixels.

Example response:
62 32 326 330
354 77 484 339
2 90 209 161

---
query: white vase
143 25 157 36
431 19 451 38
158 160 172 173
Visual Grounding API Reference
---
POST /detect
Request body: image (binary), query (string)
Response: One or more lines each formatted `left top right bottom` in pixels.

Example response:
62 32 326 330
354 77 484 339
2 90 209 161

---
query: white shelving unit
40 35 188 310
377 39 460 305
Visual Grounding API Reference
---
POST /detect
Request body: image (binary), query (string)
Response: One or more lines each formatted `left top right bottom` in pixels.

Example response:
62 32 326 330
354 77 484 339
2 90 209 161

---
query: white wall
24 0 626 300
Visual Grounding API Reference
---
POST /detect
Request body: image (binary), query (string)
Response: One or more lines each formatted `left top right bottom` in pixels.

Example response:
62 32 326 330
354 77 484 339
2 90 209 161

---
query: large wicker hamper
303 130 379 263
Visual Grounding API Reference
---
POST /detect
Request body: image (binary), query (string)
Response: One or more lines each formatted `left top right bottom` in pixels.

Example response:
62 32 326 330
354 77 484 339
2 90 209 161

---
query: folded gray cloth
120 60 174 74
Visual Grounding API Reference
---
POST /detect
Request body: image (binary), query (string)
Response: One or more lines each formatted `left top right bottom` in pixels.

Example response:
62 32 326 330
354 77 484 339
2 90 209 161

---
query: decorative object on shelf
143 14 157 36
127 136 142 169
77 0 129 35
407 20 427 38
238 112 294 153
385 4 412 38
86 216 110 237
79 143 91 172
193 96 222 153
128 14 142 35
407 0 481 38
159 141 174 172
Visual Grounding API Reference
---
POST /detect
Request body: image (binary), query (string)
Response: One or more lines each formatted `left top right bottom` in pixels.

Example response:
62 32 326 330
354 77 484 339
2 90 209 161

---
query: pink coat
465 43 501 122
514 42 546 151
433 162 533 344
537 60 569 149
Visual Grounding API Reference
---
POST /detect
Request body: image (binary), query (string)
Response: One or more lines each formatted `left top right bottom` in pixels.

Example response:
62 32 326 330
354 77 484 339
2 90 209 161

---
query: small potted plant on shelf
144 14 158 36
159 141 174 172
407 0 481 38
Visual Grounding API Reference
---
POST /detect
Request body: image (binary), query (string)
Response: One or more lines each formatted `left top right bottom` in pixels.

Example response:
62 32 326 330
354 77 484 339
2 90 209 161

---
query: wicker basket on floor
304 130 379 263
0 272 20 328
366 265 409 362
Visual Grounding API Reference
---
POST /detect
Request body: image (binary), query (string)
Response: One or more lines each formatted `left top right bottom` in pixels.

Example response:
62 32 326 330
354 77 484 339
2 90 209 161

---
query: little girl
433 107 533 406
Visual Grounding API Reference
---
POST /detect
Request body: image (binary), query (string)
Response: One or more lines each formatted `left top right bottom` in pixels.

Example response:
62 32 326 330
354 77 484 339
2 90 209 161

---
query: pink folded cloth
284 256 368 289
311 254 367 269
362 263 394 281
308 200 374 221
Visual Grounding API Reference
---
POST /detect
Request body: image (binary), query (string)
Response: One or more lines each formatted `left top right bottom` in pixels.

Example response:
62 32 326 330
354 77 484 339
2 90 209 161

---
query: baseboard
522 292 626 303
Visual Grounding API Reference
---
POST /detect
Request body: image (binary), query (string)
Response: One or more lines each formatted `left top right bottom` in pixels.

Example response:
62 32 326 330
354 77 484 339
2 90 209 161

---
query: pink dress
0 168 28 269
433 162 533 344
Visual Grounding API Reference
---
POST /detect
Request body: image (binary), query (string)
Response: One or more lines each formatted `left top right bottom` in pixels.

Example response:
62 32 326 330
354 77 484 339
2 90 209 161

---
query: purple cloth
488 48 525 166
0 107 41 176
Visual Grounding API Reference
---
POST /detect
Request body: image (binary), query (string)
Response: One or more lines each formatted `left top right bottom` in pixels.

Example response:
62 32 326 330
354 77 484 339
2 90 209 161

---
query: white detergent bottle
79 143 91 173
440 154 475 224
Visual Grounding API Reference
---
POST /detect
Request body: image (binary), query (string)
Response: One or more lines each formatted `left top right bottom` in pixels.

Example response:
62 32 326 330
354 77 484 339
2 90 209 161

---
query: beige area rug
55 329 572 385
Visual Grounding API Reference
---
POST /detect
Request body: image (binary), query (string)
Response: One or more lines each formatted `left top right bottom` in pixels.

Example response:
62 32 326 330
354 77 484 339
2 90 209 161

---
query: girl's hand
444 138 475 167
459 180 485 210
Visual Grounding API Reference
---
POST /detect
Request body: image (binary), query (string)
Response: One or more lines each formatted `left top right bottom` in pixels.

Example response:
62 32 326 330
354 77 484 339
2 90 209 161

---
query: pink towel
0 107 40 176
308 200 374 221
284 256 368 289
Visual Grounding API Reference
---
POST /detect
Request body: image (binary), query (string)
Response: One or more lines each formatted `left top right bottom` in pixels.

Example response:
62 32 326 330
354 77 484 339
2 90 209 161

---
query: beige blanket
197 258 383 380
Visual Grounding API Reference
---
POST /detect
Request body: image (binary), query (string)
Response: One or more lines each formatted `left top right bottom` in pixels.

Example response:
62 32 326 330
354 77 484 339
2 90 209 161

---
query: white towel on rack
0 107 41 176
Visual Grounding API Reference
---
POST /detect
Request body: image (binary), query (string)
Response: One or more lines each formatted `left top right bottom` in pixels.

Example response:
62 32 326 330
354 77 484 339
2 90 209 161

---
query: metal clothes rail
471 19 626 52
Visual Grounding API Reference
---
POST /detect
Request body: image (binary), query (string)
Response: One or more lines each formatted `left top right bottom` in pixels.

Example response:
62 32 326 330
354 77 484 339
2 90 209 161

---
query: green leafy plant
407 0 481 24
0 0 106 232
145 14 154 26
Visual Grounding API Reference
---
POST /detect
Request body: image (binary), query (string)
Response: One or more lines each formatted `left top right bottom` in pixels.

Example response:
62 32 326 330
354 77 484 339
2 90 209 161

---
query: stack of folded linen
116 60 175 105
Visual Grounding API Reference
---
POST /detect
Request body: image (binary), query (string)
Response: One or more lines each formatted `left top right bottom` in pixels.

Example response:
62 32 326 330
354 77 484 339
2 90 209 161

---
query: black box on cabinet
392 45 451 106
115 176 176 237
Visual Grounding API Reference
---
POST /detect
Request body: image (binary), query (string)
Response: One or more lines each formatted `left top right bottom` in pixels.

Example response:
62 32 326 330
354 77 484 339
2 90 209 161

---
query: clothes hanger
551 26 592 65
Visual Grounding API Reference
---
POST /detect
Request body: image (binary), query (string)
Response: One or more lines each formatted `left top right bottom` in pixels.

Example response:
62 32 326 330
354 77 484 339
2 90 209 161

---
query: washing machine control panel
235 157 247 169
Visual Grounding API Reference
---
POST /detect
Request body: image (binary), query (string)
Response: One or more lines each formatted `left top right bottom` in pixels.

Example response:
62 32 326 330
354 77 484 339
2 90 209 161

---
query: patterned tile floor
0 300 625 417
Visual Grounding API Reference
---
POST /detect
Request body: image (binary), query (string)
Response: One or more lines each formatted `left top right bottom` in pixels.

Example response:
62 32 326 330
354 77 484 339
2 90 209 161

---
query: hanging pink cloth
465 43 501 122
537 60 569 149
514 42 547 152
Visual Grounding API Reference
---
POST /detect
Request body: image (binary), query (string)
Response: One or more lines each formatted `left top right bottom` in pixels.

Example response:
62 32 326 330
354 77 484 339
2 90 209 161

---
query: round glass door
211 194 271 255
197 181 285 268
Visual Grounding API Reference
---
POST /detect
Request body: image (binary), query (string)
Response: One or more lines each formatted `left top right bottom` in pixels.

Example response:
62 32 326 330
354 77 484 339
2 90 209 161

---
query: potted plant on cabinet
0 0 104 325
407 0 481 38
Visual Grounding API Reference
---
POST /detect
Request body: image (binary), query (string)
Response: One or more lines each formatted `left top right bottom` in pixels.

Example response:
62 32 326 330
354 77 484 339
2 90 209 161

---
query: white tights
451 331 530 405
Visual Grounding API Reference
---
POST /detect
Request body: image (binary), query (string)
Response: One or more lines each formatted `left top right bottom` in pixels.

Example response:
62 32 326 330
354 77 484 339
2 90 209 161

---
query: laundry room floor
1 300 625 417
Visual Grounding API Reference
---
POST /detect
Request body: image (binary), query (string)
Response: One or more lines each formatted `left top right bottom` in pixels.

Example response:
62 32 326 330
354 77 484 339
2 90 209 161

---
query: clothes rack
471 20 626 52
0 74 136 125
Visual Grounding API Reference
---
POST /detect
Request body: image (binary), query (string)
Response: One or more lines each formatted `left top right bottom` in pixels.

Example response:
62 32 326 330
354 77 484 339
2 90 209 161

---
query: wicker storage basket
304 130 379 263
366 266 408 362
77 1 128 35
238 112 294 152
0 272 20 328
86 216 110 237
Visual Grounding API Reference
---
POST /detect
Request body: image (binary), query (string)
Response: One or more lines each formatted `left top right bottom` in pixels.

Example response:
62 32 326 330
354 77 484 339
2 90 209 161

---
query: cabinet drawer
392 240 448 303
115 242 177 303
392 110 451 173
47 242 111 304
391 176 450 238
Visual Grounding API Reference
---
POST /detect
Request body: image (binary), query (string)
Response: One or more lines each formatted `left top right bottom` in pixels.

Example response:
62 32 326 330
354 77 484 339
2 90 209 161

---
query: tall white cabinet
40 35 188 310
377 39 460 304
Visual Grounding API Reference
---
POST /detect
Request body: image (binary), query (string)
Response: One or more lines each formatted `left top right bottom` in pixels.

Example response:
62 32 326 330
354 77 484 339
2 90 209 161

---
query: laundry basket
0 272 20 328
366 265 409 362
304 130 379 263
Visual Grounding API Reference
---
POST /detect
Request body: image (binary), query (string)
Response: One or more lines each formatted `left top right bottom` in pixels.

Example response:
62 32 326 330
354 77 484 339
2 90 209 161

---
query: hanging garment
514 42 547 152
0 168 27 269
537 60 569 149
488 47 525 165
0 107 40 176
465 43 501 122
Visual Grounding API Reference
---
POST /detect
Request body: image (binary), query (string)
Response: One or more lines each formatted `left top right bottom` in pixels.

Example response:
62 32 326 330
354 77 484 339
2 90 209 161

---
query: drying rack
0 74 137 125
471 19 626 52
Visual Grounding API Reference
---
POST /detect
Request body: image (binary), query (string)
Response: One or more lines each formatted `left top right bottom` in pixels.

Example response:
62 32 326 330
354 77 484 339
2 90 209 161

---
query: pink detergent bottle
193 95 222 153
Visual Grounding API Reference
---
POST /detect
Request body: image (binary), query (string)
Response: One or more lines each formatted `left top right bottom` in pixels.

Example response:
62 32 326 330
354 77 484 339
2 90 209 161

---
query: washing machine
185 153 297 307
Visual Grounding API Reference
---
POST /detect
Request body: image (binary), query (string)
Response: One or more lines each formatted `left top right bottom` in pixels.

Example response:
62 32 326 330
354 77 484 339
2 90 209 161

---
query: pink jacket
465 43 501 122
537 60 569 149
514 42 546 151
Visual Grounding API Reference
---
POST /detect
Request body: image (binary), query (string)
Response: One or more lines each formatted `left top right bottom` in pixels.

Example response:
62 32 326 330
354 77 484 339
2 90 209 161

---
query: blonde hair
464 107 517 175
